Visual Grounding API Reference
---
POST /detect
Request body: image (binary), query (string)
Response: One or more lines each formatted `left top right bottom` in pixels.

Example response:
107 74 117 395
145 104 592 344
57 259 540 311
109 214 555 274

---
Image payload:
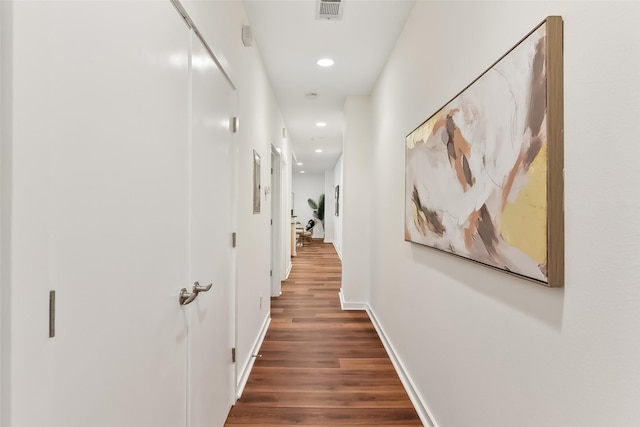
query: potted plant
307 194 325 232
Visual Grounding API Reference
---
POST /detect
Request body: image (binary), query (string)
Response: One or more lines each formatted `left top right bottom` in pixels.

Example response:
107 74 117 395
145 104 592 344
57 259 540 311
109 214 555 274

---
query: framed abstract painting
404 16 564 287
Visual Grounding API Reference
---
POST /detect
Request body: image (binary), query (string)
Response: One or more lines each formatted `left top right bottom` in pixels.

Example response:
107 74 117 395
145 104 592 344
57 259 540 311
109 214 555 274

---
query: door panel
271 148 282 297
10 2 190 426
187 33 235 427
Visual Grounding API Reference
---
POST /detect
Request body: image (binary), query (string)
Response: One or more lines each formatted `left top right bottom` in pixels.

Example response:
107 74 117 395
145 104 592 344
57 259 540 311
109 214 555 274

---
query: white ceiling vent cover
316 0 344 20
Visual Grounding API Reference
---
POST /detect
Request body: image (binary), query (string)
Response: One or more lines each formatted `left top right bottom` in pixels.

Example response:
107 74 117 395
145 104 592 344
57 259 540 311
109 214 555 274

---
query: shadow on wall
410 245 564 330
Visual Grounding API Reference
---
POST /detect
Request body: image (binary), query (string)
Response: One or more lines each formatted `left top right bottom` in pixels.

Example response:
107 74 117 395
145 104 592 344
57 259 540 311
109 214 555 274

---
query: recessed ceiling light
300 171 305 174
297 162 303 166
317 58 334 67
316 122 327 127
315 149 323 153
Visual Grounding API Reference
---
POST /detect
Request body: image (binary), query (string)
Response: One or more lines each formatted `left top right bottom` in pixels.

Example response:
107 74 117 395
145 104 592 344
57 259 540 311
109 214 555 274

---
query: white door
186 32 236 427
7 1 191 426
270 147 282 297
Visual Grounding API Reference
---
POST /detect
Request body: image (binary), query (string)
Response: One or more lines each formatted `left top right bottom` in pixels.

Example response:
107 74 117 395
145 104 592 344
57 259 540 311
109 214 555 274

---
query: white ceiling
243 0 415 174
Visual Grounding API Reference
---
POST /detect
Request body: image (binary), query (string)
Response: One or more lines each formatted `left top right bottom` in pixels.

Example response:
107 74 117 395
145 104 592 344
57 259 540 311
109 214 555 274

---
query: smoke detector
316 0 344 21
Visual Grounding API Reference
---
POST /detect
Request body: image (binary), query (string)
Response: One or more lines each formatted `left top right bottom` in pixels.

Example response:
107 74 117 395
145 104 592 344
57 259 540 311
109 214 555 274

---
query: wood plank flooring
225 241 422 426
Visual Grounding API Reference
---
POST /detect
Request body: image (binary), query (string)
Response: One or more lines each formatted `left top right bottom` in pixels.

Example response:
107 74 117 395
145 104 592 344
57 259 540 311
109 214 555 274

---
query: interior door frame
187 28 237 424
270 145 282 297
0 2 10 424
172 1 238 423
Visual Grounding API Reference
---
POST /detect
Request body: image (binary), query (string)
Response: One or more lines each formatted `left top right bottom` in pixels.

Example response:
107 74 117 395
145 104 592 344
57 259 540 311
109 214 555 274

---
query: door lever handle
179 288 198 306
193 281 213 294
179 282 212 306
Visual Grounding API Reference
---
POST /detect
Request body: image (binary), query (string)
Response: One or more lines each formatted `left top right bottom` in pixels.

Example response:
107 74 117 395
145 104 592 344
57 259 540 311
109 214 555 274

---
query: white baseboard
285 260 292 280
235 315 271 401
333 242 343 261
338 289 368 311
337 291 436 425
366 307 438 427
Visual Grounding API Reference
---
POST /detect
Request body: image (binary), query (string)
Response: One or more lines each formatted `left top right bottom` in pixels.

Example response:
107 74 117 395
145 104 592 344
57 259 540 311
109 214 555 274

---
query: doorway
186 28 237 427
270 146 282 297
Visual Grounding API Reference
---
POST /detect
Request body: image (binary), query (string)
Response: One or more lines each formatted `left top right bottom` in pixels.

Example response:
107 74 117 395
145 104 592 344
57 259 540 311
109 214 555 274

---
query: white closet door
9 2 190 426
186 32 236 427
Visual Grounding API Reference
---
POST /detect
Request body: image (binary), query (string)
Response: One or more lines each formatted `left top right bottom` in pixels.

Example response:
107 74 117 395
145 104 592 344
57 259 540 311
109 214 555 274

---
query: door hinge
231 117 239 133
232 347 236 363
270 270 272 277
232 232 237 248
270 219 273 225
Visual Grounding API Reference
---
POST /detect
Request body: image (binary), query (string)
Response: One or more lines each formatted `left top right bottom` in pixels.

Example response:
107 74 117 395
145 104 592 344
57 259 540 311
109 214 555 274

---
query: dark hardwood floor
225 240 422 426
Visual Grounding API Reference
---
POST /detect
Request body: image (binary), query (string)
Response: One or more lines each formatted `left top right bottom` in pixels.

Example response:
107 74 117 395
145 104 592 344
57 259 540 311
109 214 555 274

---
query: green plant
307 193 325 228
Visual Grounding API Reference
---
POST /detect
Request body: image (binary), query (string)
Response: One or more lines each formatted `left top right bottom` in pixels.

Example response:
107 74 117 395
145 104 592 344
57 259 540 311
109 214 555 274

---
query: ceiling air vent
316 0 344 21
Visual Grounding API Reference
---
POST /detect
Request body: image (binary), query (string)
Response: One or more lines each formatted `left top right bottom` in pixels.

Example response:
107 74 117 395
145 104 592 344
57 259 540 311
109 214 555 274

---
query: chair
296 222 314 246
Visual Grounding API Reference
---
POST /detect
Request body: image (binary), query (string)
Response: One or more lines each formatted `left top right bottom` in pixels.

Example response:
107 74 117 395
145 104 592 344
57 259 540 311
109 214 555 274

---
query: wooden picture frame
404 16 564 287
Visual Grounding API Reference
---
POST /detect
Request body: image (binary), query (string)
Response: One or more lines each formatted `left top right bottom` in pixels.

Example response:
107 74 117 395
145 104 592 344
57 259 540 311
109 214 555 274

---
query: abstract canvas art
405 17 564 287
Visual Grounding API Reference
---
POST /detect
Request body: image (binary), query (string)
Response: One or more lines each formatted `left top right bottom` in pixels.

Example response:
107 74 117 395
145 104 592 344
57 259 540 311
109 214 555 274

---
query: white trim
170 0 236 90
338 289 367 311
235 315 271 401
366 306 438 427
270 145 282 298
0 2 7 423
285 260 293 280
337 290 437 425
333 242 342 261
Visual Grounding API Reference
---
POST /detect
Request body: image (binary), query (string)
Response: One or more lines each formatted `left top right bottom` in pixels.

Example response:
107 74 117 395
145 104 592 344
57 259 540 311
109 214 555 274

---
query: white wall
180 0 292 392
340 96 372 307
292 172 325 237
332 154 344 258
323 169 335 243
367 2 640 427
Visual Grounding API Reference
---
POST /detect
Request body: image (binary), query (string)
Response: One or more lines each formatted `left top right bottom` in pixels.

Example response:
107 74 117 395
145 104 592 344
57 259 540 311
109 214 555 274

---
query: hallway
225 241 422 425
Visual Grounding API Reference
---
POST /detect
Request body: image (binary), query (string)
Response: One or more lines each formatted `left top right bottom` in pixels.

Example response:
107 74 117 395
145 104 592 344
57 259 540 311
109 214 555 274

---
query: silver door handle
179 282 213 306
193 281 212 294
179 288 198 306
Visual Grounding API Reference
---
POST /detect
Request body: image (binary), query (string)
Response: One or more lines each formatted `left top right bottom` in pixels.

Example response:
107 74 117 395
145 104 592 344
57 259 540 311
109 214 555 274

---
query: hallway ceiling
243 0 415 174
